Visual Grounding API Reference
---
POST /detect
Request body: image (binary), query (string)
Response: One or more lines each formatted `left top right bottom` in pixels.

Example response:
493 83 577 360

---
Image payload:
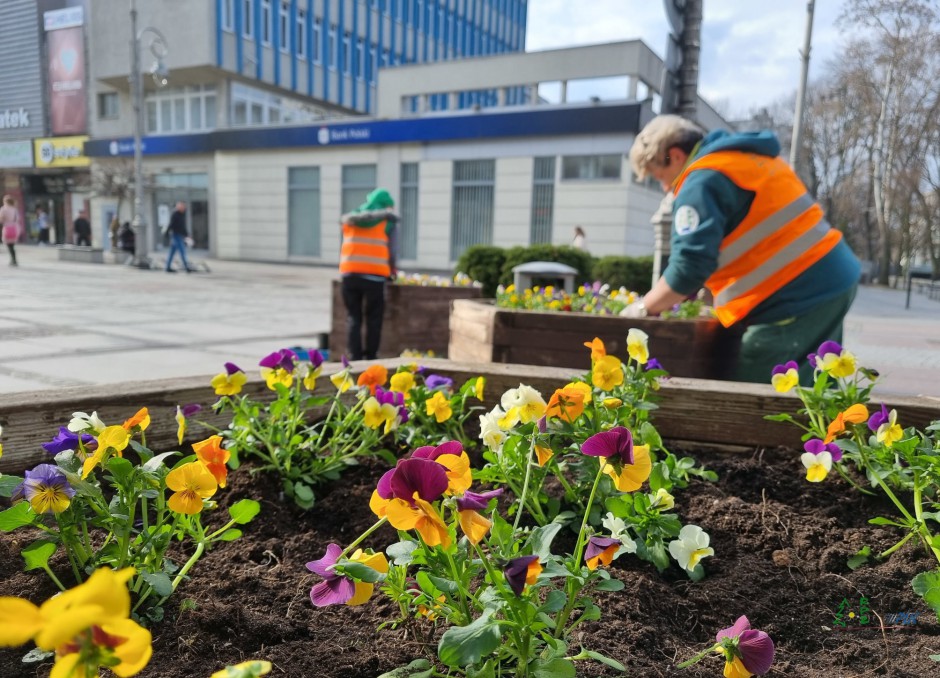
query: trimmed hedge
454 245 506 298
592 255 654 293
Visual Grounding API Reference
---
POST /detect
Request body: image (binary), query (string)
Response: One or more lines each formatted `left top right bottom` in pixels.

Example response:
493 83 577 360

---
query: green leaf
141 571 174 597
527 523 562 560
438 610 501 667
229 499 261 524
142 452 179 472
578 603 601 622
582 650 627 672
594 578 625 591
466 661 497 678
106 456 135 484
217 529 243 542
22 540 57 571
868 516 905 527
530 657 576 678
427 573 459 594
847 546 871 571
293 483 315 509
538 589 568 614
688 563 706 582
912 570 940 619
0 475 24 498
21 647 55 663
930 654 940 662
376 659 434 678
342 562 385 584
764 413 796 422
386 540 418 566
0 502 34 531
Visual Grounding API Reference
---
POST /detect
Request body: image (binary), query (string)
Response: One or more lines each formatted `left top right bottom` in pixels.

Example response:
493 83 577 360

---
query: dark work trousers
341 274 386 360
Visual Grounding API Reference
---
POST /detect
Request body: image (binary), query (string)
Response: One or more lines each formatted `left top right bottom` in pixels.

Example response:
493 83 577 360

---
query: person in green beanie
339 188 399 360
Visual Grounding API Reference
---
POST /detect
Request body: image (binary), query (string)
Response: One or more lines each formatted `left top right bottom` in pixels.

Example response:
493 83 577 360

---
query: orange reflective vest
673 151 842 327
339 220 391 277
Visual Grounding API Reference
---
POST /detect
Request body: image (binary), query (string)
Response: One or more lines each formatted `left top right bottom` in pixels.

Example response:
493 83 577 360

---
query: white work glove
619 301 648 318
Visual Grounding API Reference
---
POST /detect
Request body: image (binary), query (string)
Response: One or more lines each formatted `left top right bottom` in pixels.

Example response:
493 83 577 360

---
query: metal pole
677 0 702 120
130 0 150 268
789 0 815 172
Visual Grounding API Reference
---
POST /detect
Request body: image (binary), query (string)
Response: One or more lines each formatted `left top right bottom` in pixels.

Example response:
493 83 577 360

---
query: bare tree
90 159 136 221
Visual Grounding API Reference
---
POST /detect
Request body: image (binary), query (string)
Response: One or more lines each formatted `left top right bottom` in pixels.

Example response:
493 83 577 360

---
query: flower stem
340 517 388 559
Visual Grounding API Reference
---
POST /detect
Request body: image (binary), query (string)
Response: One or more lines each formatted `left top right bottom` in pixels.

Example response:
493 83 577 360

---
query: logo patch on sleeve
674 205 701 236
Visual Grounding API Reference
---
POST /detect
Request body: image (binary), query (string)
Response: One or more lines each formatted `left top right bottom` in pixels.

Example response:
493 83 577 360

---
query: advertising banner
0 140 33 168
33 136 90 168
47 25 87 135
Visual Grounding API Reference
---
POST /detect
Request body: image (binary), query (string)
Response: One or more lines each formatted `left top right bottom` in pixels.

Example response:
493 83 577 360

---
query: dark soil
1 445 937 677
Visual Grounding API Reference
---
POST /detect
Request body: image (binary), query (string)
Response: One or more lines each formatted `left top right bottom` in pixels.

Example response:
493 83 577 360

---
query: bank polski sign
33 136 90 168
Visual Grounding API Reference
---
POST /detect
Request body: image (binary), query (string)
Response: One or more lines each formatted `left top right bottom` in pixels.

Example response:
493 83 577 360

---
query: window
355 37 364 78
328 25 337 68
145 85 218 134
261 0 272 44
97 92 119 119
561 155 622 180
279 1 289 51
313 19 321 62
242 0 254 38
451 159 495 260
530 157 555 244
222 0 234 30
399 163 419 259
288 167 321 257
296 8 307 56
341 164 377 214
343 32 351 72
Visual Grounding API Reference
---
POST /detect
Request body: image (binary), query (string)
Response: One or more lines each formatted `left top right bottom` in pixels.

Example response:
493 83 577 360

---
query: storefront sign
0 108 31 130
46 22 87 135
33 136 90 168
44 6 84 31
0 140 33 168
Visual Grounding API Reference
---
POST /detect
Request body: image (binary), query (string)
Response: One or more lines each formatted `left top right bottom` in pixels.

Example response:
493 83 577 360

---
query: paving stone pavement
0 245 937 398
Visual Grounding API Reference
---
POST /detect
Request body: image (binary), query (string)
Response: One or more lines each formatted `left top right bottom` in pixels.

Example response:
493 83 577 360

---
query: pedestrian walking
73 210 92 246
1 195 21 266
35 206 50 245
339 188 399 360
625 114 860 385
164 201 194 273
571 225 587 250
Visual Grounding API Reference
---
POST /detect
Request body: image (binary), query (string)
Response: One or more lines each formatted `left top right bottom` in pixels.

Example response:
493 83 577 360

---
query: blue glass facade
219 1 528 114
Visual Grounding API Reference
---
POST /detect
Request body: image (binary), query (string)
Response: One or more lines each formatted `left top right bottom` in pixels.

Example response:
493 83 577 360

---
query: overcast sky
525 0 845 119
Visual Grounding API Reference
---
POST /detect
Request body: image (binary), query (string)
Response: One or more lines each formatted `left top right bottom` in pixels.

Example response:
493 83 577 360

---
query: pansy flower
867 402 890 432
211 362 248 396
499 384 546 427
12 464 75 514
645 357 665 372
473 376 485 401
412 441 472 495
771 361 799 393
122 407 151 432
583 337 607 361
503 555 541 596
371 458 451 547
259 349 298 390
175 403 202 446
377 387 408 424
363 396 401 434
582 427 652 492
211 660 272 678
67 411 106 434
592 355 624 391
330 357 354 392
824 403 869 443
668 524 714 572
165 461 218 515
585 536 621 570
479 409 507 452
811 340 856 378
626 328 649 365
426 391 453 423
82 425 133 478
303 351 324 391
306 543 355 607
534 444 554 467
357 364 388 395
425 374 454 391
389 371 416 399
545 385 586 423
715 615 775 676
455 489 502 544
800 438 842 482
192 435 231 488
649 487 675 511
41 426 97 456
875 408 903 447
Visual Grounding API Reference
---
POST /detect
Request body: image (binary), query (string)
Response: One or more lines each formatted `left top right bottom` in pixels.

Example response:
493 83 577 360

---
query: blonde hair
2 195 14 206
629 114 705 180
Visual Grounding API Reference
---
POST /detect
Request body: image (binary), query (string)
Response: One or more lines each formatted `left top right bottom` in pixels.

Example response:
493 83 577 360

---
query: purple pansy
716 615 775 675
12 464 76 514
308 349 324 369
771 360 798 377
803 438 842 462
306 543 355 606
424 374 454 391
868 402 890 432
223 361 244 375
809 340 843 366
645 357 665 372
259 348 298 373
376 387 408 424
387 458 449 505
585 536 621 563
411 440 463 462
41 426 97 455
581 426 634 464
180 403 202 418
503 555 540 596
537 416 547 433
456 489 503 512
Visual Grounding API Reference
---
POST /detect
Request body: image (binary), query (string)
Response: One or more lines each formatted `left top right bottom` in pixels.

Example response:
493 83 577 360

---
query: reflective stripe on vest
673 151 842 327
340 220 391 277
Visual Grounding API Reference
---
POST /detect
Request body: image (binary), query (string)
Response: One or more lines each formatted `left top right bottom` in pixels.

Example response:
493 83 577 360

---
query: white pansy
479 409 507 452
649 488 675 511
68 411 106 433
668 524 714 572
601 512 638 555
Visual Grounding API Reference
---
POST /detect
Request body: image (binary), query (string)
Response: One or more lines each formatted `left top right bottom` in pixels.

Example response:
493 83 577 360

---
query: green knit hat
359 188 394 212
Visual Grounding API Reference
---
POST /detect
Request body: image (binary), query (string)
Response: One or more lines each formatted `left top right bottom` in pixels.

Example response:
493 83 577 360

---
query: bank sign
33 136 90 168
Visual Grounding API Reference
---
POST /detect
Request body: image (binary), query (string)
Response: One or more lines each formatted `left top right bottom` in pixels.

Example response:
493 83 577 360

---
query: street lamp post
129 0 168 269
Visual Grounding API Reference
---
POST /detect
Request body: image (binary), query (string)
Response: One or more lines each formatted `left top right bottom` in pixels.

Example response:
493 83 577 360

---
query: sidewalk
0 244 937 397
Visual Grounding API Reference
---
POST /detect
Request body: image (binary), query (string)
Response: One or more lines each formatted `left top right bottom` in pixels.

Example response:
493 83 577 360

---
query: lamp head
150 59 169 87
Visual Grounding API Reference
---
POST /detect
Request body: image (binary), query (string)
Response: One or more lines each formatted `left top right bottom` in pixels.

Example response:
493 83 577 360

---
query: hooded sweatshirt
341 188 399 279
663 129 860 325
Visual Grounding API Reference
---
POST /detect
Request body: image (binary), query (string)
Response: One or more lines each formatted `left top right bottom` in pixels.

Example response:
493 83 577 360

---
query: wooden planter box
330 280 483 359
448 299 742 379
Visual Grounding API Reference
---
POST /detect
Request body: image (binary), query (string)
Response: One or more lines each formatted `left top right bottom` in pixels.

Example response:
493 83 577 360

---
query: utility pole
790 0 816 173
661 0 703 120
